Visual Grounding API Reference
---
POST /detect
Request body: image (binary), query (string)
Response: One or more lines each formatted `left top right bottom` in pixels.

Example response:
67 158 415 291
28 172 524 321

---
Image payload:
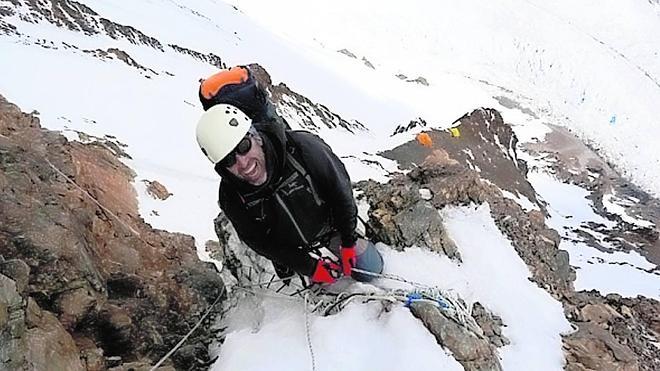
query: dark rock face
248 63 367 133
1 0 226 72
356 179 459 259
0 95 224 370
471 302 510 348
391 117 427 136
382 108 539 209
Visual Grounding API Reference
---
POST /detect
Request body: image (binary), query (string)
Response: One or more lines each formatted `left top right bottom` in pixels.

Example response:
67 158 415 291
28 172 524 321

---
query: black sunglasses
217 135 253 168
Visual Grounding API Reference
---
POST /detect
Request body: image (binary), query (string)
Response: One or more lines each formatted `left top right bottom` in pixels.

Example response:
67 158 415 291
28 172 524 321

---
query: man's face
227 135 268 186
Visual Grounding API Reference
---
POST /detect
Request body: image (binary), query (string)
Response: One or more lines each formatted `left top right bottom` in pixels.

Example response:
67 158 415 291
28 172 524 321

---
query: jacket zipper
274 192 308 245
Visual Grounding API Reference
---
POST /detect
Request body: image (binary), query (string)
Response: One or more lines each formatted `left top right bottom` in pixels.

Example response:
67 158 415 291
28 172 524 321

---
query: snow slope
213 205 571 371
227 0 660 198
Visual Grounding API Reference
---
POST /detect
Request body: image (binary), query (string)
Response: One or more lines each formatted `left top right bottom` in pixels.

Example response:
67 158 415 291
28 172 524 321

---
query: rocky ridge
358 108 659 370
249 64 367 133
0 94 224 370
0 0 226 75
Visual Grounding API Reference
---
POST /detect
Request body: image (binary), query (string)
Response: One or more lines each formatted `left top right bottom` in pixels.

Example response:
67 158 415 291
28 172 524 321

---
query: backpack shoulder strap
283 131 324 205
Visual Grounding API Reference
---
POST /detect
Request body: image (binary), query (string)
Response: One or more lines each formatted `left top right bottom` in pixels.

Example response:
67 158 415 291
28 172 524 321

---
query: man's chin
246 173 267 186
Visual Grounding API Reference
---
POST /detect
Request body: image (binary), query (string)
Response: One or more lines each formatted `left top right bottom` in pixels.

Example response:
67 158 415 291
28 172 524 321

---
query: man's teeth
245 162 257 175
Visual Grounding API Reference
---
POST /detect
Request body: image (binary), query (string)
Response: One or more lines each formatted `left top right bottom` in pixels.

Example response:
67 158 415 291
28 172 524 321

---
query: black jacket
217 122 357 276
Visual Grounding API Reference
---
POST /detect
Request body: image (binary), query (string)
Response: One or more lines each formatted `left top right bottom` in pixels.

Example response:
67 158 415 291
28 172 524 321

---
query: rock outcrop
359 108 659 370
0 95 224 370
249 63 367 133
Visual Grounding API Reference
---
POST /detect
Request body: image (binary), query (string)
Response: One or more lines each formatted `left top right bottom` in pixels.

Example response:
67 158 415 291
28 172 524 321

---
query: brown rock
143 179 172 200
410 302 502 371
423 148 459 167
24 299 85 371
0 93 224 369
0 259 29 293
56 287 97 329
579 303 620 325
564 322 638 371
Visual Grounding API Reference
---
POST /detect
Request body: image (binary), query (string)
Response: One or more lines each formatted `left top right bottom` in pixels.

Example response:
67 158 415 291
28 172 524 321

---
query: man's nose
235 153 250 168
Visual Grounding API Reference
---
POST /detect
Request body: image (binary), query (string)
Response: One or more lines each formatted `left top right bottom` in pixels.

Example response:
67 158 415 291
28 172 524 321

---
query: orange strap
200 66 249 99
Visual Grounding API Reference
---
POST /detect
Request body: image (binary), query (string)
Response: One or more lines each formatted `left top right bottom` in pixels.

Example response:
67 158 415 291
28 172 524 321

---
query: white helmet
196 104 252 164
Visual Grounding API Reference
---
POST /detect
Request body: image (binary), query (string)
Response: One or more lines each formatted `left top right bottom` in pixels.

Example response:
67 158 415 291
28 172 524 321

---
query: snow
528 171 660 299
214 204 572 371
500 189 540 212
383 204 571 370
602 190 655 229
226 0 660 198
1 0 659 369
213 294 463 371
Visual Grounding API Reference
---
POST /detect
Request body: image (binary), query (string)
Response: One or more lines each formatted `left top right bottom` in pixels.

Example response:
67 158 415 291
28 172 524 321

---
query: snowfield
214 205 572 371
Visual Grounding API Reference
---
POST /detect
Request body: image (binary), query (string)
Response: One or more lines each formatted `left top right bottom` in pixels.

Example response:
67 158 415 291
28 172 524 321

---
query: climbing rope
150 285 226 370
304 292 317 371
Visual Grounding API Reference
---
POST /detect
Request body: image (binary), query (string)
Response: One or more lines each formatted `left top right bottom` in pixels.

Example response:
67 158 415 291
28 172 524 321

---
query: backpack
198 66 271 121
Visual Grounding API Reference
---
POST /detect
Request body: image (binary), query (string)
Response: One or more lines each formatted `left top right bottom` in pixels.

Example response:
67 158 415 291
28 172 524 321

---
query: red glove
340 244 357 276
311 258 342 284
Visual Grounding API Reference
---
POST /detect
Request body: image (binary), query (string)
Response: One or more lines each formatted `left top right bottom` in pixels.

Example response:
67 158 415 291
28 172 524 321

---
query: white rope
45 158 142 237
304 292 317 371
150 286 225 370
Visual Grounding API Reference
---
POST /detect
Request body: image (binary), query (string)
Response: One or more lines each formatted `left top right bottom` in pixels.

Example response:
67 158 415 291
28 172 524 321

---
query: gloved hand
273 262 294 285
311 258 342 284
340 244 357 277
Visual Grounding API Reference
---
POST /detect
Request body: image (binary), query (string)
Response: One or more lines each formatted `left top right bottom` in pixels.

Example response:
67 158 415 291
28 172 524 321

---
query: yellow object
416 133 433 148
450 127 461 137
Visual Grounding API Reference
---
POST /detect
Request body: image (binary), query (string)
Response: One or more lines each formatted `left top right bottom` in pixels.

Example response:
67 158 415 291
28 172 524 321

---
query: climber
195 103 383 285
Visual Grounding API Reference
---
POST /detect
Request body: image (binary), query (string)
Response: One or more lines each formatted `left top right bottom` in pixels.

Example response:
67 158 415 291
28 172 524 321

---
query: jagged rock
357 179 460 259
407 76 429 86
393 201 460 259
471 302 510 348
578 303 621 325
382 108 539 207
249 63 367 133
23 297 86 370
2 0 224 70
564 322 638 371
378 109 576 300
0 273 25 370
0 258 29 293
212 212 274 286
391 117 427 136
169 44 225 69
55 286 97 329
337 48 357 58
78 336 105 371
0 94 224 370
144 179 173 200
410 301 502 371
362 56 375 69
564 291 660 371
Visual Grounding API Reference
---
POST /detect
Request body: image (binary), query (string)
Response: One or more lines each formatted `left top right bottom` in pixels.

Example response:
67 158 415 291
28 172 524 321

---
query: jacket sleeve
219 184 318 276
292 131 357 247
